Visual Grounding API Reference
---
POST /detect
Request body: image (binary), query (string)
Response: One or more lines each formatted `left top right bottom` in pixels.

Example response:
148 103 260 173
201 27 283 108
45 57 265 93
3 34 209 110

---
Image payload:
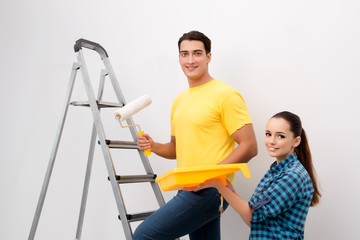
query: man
133 31 257 240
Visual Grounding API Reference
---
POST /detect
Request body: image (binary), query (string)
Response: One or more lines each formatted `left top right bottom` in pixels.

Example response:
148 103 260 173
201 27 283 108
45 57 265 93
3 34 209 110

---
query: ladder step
101 139 138 149
118 211 155 222
108 174 157 184
71 100 124 108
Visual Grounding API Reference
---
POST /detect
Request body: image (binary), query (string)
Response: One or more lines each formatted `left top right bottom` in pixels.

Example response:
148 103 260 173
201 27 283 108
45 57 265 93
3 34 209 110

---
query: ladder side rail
75 69 108 240
102 57 153 166
102 58 166 207
76 50 133 240
29 63 79 240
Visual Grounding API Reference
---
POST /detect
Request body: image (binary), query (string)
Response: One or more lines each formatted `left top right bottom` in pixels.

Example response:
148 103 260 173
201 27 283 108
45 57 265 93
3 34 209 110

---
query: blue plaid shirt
248 153 314 239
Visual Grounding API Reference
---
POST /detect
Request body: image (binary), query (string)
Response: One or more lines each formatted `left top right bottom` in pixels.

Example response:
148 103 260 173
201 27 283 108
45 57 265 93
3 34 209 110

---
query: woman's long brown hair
272 111 321 206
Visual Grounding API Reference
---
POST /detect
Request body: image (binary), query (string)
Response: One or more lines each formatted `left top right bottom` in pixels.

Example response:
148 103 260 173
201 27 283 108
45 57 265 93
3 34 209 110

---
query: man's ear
207 52 212 64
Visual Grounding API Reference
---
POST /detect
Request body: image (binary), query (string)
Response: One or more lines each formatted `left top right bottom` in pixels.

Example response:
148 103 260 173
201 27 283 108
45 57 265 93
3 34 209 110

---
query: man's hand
181 179 224 192
137 132 153 152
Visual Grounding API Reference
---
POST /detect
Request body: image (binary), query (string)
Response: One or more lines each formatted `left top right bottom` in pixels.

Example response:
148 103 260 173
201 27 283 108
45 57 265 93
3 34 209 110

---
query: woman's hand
226 179 236 193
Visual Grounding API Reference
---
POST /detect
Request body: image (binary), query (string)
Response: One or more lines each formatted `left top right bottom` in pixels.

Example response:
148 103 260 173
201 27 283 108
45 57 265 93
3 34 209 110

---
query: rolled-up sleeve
250 174 302 223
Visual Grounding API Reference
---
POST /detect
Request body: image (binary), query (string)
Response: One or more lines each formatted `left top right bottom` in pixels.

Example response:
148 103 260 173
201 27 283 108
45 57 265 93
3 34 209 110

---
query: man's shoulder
212 79 238 93
209 79 243 103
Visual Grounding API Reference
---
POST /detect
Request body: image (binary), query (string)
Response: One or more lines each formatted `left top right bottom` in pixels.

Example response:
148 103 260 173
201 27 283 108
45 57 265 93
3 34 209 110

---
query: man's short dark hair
178 31 211 54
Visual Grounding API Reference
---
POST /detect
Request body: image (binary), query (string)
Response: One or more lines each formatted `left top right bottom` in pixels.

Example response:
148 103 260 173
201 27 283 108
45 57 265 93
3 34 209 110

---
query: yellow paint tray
155 163 251 191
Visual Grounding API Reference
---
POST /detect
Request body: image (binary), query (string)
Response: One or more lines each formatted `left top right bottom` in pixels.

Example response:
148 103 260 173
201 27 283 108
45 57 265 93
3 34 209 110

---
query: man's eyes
180 52 202 57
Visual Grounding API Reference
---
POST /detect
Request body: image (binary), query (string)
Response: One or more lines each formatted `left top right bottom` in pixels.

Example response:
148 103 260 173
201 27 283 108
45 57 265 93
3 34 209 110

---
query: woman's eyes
265 133 285 139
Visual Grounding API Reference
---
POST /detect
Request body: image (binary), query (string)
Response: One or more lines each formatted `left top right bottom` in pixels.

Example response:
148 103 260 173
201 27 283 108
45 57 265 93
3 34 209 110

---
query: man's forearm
152 141 176 159
219 124 258 165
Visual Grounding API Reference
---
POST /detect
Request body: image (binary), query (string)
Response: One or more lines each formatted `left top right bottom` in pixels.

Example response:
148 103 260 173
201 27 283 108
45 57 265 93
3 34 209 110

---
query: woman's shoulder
281 160 313 189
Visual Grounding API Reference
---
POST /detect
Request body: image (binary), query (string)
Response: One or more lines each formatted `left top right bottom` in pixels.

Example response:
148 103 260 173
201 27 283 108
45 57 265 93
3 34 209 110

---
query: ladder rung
101 139 138 149
70 100 124 108
118 211 155 222
108 174 157 184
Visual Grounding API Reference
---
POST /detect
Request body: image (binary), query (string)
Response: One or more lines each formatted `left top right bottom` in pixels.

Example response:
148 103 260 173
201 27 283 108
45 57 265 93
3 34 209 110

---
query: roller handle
138 131 152 156
74 38 109 59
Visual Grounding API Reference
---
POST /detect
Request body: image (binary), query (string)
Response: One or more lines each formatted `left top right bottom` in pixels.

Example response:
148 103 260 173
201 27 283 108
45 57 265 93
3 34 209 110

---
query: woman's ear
293 136 301 148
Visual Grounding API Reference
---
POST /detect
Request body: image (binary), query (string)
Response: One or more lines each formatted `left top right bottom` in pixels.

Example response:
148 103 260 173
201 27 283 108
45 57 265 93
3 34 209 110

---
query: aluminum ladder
28 39 165 240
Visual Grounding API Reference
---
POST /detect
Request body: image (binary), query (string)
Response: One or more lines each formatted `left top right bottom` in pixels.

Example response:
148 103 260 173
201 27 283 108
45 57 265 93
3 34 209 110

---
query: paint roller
114 95 152 156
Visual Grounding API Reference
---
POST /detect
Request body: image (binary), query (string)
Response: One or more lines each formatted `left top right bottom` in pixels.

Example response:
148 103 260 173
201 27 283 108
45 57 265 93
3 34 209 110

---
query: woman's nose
269 136 276 144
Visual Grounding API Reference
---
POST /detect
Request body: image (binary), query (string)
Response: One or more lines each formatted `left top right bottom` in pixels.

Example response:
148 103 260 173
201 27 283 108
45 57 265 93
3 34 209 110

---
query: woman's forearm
217 183 253 227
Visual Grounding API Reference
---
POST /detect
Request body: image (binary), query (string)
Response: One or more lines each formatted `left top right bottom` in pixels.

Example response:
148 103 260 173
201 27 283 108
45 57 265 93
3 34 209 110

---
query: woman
187 111 321 239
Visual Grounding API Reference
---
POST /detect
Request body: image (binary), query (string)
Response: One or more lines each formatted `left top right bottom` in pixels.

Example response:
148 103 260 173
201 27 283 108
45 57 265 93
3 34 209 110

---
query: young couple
133 31 321 240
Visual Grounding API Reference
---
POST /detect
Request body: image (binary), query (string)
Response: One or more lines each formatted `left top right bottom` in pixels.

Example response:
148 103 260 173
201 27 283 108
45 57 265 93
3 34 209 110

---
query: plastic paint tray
155 163 251 191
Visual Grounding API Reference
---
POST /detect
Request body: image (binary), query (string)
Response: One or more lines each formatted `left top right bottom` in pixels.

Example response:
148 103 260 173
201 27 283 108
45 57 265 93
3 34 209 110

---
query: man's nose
188 54 195 63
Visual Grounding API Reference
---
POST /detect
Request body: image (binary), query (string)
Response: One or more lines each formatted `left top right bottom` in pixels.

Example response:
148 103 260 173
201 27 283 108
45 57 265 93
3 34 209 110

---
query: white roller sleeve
114 95 152 121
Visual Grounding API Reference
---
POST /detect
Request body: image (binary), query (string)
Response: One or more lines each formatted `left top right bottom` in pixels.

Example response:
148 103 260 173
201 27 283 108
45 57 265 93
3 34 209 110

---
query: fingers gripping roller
114 95 152 156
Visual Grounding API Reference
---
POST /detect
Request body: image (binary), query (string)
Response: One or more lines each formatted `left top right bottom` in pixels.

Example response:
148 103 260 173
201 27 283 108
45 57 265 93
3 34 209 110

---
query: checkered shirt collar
269 152 298 175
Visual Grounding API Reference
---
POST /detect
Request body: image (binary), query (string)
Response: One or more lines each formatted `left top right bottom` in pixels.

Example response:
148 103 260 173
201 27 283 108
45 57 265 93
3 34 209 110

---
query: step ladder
28 39 166 240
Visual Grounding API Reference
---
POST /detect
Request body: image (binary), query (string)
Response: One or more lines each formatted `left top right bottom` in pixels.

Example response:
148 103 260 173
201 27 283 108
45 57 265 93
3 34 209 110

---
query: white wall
1 0 359 239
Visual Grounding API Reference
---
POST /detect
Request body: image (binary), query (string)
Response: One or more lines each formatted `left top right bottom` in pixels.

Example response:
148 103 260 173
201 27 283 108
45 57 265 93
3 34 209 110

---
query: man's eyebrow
179 49 203 53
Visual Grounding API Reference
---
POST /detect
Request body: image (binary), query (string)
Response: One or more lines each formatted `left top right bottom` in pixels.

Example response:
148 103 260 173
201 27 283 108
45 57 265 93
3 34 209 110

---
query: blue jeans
133 188 229 240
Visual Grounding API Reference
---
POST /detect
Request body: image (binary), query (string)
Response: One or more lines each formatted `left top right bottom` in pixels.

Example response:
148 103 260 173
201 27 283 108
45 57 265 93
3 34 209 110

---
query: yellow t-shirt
171 79 252 172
